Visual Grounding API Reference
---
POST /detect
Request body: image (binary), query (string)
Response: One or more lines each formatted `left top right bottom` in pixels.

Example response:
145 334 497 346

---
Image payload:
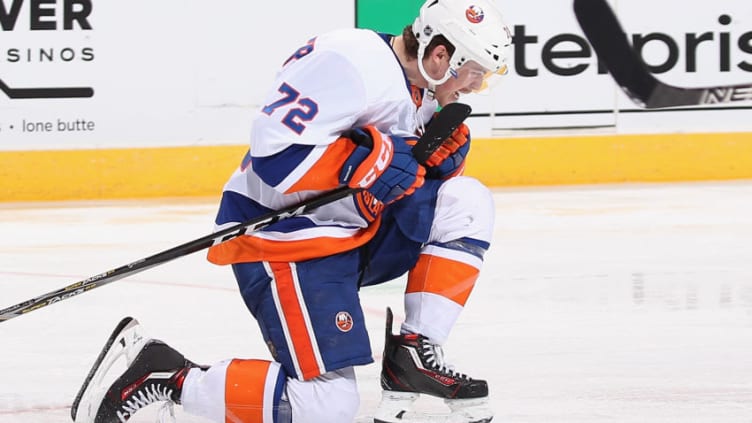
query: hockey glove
424 122 470 179
339 126 425 205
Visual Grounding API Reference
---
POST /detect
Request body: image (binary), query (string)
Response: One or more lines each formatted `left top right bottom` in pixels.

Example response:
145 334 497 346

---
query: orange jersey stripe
207 218 381 265
269 262 323 380
406 254 480 306
225 359 270 423
285 138 357 193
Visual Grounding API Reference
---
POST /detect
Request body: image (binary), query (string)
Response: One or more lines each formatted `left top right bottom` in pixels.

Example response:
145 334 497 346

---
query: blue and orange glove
339 126 425 205
424 122 470 179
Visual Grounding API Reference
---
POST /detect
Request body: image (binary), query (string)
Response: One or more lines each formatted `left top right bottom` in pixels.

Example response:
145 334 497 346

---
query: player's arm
249 47 367 194
250 46 424 203
252 125 425 205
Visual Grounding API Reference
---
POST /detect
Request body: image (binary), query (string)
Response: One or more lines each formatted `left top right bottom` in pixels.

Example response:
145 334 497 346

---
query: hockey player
71 0 512 422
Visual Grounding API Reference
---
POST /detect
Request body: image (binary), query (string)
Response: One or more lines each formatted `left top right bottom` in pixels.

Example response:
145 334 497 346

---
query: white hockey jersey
208 29 436 265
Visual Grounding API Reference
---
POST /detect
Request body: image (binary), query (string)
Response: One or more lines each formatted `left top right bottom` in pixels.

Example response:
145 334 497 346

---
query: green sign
355 0 423 35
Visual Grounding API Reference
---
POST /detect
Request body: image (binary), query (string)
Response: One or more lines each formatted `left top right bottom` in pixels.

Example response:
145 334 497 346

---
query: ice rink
1 181 751 423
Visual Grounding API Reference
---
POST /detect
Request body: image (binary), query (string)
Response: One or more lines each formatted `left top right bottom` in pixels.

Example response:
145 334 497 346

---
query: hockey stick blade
412 102 472 163
574 0 752 108
0 102 471 323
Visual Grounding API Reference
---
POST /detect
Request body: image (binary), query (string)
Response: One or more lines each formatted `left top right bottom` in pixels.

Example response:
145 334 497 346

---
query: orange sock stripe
269 262 323 380
224 359 270 423
406 254 480 306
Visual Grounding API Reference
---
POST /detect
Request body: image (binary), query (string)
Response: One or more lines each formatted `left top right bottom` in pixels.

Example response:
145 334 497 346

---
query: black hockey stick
0 77 94 99
0 102 472 323
573 0 752 108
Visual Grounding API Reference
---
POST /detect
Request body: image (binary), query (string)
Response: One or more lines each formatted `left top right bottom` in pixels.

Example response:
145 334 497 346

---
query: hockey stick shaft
573 0 752 108
0 102 472 323
0 185 355 322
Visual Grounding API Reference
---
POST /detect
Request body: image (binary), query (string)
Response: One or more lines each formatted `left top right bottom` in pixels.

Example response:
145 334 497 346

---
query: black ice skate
71 317 198 423
374 307 493 423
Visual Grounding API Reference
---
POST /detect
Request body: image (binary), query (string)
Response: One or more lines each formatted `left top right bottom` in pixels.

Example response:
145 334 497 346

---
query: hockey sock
403 241 483 344
181 359 290 423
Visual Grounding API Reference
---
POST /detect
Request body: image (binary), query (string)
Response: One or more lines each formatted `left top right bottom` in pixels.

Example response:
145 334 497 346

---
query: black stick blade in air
574 0 752 108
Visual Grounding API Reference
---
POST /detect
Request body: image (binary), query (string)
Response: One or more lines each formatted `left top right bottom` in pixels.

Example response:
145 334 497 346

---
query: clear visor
450 60 509 93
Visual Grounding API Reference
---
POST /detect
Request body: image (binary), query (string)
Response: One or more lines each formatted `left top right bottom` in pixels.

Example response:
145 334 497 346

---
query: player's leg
364 176 495 422
71 317 356 422
73 251 371 423
362 176 494 344
402 176 494 345
230 254 372 421
181 359 358 423
185 255 370 422
71 316 294 423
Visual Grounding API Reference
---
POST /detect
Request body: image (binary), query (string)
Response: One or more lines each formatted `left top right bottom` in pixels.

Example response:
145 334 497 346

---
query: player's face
421 45 453 87
434 61 508 106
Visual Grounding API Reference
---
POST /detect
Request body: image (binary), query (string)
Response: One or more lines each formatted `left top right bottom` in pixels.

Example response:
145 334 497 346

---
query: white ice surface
1 181 751 422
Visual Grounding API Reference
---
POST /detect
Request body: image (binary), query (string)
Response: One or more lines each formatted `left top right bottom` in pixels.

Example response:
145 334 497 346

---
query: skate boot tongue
417 335 469 381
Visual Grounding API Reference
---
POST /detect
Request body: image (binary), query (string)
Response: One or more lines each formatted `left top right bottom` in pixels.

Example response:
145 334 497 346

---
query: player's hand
425 123 470 179
339 126 425 204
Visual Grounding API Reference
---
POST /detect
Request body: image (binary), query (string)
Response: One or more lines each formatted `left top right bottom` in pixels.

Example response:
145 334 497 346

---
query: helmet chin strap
425 87 436 101
417 46 453 88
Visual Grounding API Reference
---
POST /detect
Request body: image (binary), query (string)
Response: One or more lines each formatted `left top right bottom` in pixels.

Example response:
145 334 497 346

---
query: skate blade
373 390 419 423
71 317 150 423
445 397 493 423
374 392 493 423
375 410 492 423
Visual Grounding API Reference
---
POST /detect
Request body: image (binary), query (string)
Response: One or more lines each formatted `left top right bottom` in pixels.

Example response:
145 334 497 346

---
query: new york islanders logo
335 311 354 332
465 6 484 24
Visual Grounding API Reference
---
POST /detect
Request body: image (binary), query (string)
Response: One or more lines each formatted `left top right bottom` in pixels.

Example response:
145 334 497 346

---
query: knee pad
429 176 494 245
286 367 360 423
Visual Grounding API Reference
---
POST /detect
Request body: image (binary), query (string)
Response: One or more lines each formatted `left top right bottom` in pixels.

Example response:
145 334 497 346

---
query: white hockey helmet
413 0 512 87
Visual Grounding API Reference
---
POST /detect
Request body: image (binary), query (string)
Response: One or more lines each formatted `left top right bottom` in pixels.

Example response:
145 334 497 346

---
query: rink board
2 132 752 201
